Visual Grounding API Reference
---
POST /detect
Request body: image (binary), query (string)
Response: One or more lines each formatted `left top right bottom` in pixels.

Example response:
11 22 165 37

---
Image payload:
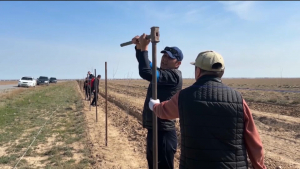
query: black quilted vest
178 75 248 169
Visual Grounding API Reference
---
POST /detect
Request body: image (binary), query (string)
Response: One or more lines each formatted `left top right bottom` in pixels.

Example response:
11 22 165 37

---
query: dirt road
0 84 17 91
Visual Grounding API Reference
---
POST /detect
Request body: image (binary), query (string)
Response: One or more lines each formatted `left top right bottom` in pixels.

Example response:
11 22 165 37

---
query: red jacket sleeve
243 99 266 169
153 92 180 119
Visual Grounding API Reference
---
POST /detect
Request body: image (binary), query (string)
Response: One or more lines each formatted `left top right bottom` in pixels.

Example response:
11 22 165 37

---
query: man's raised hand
139 33 150 51
132 35 141 49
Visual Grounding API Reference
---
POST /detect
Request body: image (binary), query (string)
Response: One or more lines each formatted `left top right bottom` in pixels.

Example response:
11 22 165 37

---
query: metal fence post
151 26 160 169
105 62 108 146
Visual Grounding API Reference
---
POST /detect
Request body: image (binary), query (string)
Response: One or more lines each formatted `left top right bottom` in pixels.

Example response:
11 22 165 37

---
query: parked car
49 77 57 83
18 76 36 87
37 76 49 85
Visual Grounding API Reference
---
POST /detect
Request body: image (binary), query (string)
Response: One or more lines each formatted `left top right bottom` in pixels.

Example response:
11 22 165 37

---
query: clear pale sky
1 1 299 80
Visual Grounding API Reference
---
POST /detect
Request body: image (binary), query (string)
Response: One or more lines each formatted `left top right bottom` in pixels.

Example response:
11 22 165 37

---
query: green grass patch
0 154 18 164
0 82 92 168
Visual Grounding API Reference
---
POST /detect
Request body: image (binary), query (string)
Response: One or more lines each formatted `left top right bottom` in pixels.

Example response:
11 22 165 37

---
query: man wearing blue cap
131 34 183 169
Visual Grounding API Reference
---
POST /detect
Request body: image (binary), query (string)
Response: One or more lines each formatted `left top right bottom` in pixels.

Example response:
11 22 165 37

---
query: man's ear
195 67 201 80
175 61 181 68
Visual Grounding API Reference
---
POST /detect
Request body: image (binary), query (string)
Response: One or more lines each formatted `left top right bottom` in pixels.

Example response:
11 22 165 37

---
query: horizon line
1 77 300 81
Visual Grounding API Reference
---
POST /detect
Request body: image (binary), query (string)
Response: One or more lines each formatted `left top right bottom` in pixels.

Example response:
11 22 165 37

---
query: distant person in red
90 75 95 90
87 74 95 101
149 51 266 169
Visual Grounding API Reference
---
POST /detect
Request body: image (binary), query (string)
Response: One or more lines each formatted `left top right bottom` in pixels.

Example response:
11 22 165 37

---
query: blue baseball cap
161 46 183 61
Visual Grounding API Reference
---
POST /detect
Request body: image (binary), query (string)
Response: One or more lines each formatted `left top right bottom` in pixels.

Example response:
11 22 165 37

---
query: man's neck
196 74 221 81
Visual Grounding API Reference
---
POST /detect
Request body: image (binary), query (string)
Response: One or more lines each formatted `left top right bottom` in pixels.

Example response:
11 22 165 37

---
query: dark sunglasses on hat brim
162 47 180 60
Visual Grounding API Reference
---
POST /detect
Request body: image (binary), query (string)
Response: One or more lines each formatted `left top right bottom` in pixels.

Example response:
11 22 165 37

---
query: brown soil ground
77 78 300 169
77 85 149 169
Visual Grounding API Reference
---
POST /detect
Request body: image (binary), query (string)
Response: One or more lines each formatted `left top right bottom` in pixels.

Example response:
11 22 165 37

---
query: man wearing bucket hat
132 34 183 169
149 51 266 169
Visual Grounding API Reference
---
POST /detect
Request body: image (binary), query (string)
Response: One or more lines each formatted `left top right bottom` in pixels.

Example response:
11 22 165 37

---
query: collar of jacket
193 75 222 85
